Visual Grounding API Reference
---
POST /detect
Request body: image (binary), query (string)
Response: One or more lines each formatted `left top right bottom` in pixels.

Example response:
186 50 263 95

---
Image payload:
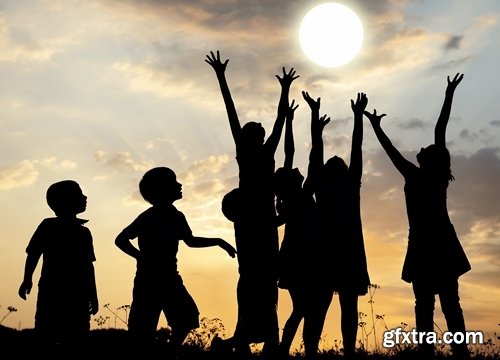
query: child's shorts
128 273 200 336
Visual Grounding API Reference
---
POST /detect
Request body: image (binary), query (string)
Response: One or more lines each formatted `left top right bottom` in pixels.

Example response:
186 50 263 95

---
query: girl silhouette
365 73 470 358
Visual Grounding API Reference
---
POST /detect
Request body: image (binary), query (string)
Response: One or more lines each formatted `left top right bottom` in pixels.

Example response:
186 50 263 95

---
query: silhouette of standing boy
365 73 470 358
18 180 98 355
115 167 236 357
206 50 298 359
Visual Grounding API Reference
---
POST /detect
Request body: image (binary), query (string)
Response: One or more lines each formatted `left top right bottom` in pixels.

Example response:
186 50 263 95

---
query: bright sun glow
300 3 363 67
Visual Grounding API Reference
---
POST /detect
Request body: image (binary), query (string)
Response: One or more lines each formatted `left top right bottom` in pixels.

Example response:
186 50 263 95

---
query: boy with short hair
115 166 236 356
19 180 99 355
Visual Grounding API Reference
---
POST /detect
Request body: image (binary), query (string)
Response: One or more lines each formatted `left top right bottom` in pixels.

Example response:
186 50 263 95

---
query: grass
2 321 499 360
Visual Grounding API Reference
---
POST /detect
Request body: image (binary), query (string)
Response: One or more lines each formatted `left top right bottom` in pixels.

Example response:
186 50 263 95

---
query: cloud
444 121 500 149
443 34 464 51
449 147 500 224
0 160 38 190
474 14 499 28
0 158 77 191
397 118 427 131
490 120 500 127
459 129 478 142
94 150 153 173
178 154 231 187
0 18 53 63
112 61 198 100
430 56 473 72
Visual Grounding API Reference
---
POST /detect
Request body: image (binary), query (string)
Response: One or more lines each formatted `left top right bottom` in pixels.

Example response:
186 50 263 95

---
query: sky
1 0 499 351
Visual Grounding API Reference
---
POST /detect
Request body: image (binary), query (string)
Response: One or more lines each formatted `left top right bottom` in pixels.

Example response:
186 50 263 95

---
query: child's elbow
114 232 128 247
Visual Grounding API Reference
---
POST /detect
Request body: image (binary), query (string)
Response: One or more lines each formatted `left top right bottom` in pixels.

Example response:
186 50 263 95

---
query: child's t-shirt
120 204 192 278
26 217 96 300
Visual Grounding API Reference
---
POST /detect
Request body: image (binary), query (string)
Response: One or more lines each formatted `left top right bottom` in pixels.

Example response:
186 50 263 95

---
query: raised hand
351 92 368 116
364 109 386 127
302 91 320 112
205 50 229 75
446 73 464 95
317 114 331 133
287 99 299 121
276 67 299 88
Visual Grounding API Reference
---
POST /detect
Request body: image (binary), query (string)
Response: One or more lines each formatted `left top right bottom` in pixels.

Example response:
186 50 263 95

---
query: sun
299 3 363 67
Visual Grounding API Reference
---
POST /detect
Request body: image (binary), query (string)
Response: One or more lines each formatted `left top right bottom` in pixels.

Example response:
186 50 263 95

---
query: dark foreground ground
1 325 498 360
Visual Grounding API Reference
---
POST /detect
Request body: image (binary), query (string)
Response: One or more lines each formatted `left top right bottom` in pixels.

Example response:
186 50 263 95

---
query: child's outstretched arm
266 67 299 155
18 252 41 300
435 73 464 147
364 109 413 178
205 51 242 152
349 92 368 182
184 235 237 258
284 99 299 170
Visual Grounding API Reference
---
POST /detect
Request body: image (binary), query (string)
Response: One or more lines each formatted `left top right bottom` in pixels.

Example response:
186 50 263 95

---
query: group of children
18 49 470 359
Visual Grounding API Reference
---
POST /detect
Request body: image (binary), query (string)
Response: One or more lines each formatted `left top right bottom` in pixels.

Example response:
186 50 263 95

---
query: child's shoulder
137 205 186 222
38 217 90 231
37 217 58 227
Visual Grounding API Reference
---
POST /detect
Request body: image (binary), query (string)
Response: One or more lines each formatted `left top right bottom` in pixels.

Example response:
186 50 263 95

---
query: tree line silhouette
17 50 470 359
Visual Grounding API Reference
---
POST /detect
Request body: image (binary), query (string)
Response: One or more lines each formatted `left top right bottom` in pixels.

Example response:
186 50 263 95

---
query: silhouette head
324 156 349 180
139 167 182 206
46 180 87 217
273 167 304 199
222 188 240 223
241 122 265 149
417 144 454 182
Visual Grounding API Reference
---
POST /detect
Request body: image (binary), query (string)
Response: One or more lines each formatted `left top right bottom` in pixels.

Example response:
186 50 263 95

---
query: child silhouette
365 73 470 358
302 91 371 357
206 50 298 359
18 180 98 356
273 100 324 359
115 167 236 357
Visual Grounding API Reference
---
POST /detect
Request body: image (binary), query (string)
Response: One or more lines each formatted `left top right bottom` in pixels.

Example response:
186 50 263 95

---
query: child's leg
164 276 200 357
128 277 162 341
280 286 306 356
338 290 358 356
439 278 469 358
303 287 333 359
128 296 161 358
232 320 252 356
261 309 279 360
261 278 279 360
412 280 436 356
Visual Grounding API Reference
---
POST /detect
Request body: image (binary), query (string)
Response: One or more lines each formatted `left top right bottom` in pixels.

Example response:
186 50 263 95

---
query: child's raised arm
206 50 242 152
184 235 237 258
302 91 330 194
364 109 414 178
265 67 299 156
435 73 464 147
284 99 299 170
349 92 368 182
